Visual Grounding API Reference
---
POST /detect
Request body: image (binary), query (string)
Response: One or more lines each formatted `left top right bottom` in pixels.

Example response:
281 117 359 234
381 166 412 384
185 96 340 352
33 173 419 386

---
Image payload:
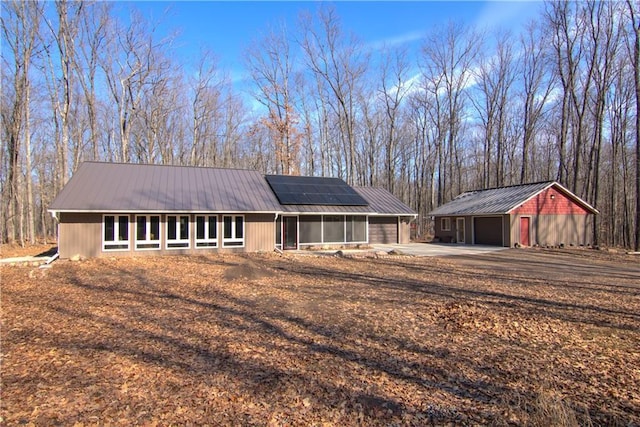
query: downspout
274 212 282 254
49 210 61 261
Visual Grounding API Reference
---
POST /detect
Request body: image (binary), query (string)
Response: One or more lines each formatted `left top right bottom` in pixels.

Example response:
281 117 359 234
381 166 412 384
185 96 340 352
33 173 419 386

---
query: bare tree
421 21 479 202
1 0 43 244
245 22 302 175
300 6 368 184
471 31 517 188
379 47 412 192
627 0 640 251
519 20 555 184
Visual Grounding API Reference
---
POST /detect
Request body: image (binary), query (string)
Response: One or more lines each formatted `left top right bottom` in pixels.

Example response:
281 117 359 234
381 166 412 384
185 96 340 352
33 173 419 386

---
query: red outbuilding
429 181 599 247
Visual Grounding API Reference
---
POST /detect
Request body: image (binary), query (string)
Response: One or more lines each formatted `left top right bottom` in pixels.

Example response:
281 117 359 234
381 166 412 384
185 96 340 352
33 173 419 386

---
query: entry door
283 216 298 250
520 217 530 246
456 218 465 243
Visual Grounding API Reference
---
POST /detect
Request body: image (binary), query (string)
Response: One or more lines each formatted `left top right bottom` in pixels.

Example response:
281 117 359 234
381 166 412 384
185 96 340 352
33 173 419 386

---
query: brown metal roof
49 162 282 213
353 187 416 215
49 162 418 217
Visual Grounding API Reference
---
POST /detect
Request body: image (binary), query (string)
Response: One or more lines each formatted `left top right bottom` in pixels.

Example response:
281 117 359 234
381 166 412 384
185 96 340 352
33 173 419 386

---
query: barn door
520 217 530 246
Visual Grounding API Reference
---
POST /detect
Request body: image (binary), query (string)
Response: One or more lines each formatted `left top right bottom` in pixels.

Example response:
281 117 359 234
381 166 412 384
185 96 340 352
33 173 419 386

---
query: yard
1 247 639 425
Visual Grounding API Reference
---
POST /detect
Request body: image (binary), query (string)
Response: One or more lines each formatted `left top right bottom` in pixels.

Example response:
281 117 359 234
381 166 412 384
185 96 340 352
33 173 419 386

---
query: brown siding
369 217 398 244
398 218 411 244
58 212 103 258
58 212 276 259
245 213 276 252
433 216 455 243
510 214 594 247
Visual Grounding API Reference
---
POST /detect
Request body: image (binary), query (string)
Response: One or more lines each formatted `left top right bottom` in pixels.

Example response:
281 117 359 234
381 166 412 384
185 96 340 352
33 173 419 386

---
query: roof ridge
79 161 260 173
463 180 554 194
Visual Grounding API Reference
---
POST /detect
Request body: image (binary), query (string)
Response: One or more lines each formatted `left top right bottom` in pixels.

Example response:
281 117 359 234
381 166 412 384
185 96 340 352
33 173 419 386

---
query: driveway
372 242 507 257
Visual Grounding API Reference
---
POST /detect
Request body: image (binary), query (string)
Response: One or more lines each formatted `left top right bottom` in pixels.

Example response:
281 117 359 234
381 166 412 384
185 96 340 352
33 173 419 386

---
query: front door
456 218 465 243
520 217 530 246
283 216 298 250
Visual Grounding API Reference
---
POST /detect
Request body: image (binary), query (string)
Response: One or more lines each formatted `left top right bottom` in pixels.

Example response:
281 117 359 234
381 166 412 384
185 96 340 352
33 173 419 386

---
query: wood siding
369 217 398 244
399 218 411 244
59 212 103 258
511 187 590 215
58 212 276 258
510 214 594 247
245 214 276 252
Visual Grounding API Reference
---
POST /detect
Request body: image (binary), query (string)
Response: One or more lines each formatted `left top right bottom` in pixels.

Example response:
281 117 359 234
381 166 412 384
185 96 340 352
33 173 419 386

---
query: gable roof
354 187 416 216
49 162 282 213
49 162 417 216
428 181 598 216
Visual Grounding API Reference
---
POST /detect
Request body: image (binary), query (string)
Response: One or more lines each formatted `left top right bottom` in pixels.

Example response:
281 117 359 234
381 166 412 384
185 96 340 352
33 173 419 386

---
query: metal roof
428 181 598 216
50 162 418 217
353 187 416 216
49 162 283 213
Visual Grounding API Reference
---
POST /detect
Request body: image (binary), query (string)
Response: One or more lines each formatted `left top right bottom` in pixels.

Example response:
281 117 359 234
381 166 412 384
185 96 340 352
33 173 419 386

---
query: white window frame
166 214 190 249
102 214 130 251
135 215 161 250
441 217 451 231
222 215 244 247
195 215 218 248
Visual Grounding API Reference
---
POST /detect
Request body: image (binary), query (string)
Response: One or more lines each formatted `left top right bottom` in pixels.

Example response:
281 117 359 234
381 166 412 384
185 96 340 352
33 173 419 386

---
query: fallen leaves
1 249 639 425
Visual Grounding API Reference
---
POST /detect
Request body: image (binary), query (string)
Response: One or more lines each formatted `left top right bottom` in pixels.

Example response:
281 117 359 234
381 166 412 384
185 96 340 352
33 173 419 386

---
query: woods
2 1 639 249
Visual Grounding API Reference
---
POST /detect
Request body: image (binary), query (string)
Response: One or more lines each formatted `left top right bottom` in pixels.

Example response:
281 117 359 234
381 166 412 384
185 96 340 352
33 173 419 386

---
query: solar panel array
265 175 369 206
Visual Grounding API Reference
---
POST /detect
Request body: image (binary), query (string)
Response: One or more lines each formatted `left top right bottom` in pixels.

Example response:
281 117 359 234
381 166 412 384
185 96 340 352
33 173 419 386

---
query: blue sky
117 1 543 88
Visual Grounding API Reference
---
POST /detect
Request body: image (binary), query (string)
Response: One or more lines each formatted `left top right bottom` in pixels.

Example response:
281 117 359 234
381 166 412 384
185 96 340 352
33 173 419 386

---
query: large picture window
223 215 244 247
167 215 190 249
136 215 161 250
346 215 367 243
103 215 129 251
195 215 218 248
323 215 344 243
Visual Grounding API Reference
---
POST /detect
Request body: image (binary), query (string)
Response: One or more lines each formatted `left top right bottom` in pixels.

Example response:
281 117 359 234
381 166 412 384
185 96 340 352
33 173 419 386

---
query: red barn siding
510 187 589 215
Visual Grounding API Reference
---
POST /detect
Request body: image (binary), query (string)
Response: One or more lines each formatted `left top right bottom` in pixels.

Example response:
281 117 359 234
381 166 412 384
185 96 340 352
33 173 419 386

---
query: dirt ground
1 248 639 426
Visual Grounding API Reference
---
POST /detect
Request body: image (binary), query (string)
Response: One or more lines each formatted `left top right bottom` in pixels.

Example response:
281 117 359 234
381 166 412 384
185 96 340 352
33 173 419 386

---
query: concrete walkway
371 243 507 257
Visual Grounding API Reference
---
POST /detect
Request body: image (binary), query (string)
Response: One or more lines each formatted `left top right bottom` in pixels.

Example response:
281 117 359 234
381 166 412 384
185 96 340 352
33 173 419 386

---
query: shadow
35 246 58 257
3 252 637 425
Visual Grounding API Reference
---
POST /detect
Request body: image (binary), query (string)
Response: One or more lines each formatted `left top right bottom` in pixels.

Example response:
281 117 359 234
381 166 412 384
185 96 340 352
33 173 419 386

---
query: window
167 215 190 249
323 215 344 243
135 215 161 250
222 215 244 247
299 215 322 244
346 215 367 243
441 217 451 231
195 215 218 248
103 215 129 251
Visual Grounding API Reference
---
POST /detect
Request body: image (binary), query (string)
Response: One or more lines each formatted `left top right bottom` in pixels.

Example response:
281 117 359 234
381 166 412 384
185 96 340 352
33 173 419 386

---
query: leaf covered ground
1 248 639 426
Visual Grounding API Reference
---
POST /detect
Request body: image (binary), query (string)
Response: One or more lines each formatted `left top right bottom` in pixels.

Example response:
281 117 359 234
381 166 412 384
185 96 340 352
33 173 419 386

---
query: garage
368 216 398 244
473 216 503 246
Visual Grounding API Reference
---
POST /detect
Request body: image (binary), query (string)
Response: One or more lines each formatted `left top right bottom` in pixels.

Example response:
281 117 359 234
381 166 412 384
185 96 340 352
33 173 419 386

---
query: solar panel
265 175 369 206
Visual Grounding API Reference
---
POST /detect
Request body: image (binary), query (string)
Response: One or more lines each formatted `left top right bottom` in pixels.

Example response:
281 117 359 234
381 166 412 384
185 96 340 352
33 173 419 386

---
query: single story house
429 181 598 247
48 162 416 259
